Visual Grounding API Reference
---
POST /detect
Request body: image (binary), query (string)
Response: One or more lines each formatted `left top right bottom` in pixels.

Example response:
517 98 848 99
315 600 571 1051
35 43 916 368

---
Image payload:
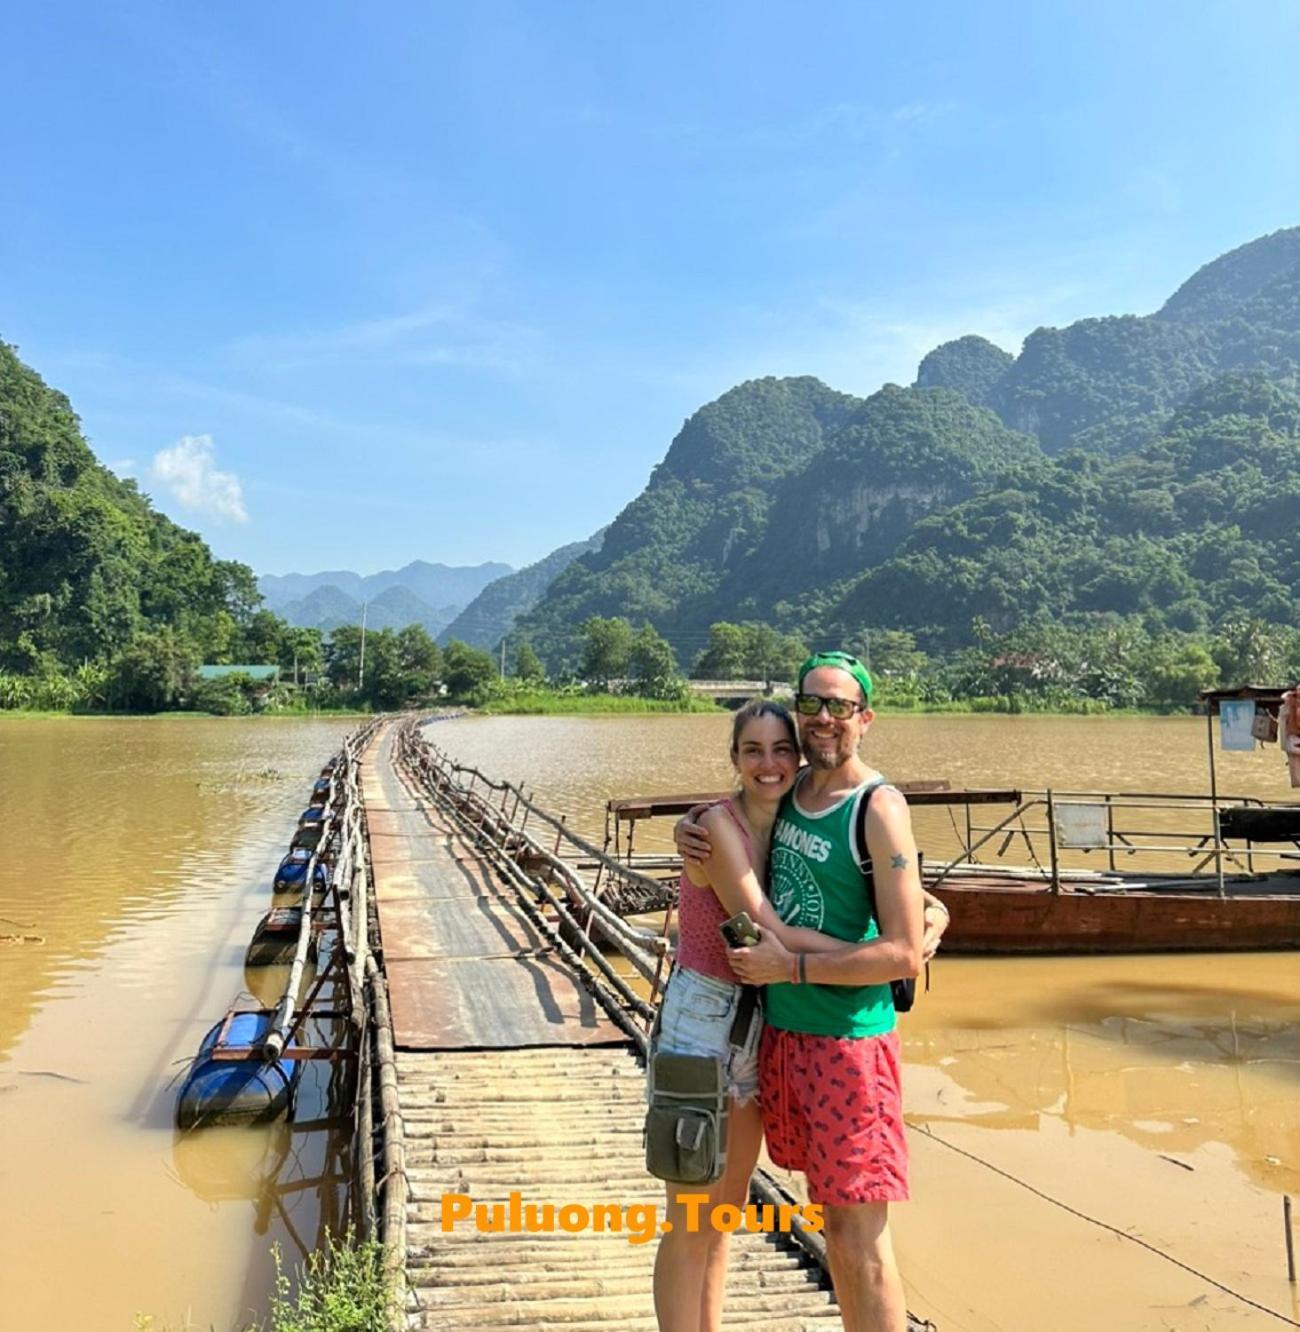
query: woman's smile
735 713 799 799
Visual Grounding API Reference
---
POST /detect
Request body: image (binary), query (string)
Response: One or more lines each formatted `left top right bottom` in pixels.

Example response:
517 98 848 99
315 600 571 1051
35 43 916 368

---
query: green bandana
797 650 874 704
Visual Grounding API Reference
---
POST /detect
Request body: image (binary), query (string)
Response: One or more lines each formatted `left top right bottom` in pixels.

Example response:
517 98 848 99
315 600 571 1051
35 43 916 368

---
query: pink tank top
676 798 752 984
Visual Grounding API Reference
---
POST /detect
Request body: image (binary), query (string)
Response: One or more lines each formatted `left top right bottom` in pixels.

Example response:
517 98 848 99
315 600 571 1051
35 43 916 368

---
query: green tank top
763 773 896 1038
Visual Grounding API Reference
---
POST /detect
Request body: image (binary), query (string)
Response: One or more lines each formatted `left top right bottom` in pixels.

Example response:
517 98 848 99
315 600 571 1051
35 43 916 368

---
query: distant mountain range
437 530 606 649
259 560 512 614
258 559 509 637
258 549 615 646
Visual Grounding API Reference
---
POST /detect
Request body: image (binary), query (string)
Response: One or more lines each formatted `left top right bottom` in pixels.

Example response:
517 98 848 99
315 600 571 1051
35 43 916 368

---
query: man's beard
802 735 854 769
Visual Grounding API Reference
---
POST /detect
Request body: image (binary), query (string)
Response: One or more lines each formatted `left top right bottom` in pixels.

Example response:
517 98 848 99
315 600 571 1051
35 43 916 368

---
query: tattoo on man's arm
890 854 909 869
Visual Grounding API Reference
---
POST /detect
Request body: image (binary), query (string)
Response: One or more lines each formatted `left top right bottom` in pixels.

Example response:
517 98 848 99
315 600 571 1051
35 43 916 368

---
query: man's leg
823 1201 907 1332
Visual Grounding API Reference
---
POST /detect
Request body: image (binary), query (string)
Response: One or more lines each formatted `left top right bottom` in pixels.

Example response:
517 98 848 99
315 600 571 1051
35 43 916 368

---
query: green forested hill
0 341 258 682
1157 226 1300 325
513 376 858 664
706 385 1041 627
821 371 1300 649
520 228 1300 677
915 335 1014 408
9 226 1300 708
982 228 1300 452
0 340 459 713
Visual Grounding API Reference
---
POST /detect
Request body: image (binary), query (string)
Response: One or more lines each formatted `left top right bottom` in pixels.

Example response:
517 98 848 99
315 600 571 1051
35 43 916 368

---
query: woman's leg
652 1097 764 1332
653 1180 704 1332
695 1096 763 1332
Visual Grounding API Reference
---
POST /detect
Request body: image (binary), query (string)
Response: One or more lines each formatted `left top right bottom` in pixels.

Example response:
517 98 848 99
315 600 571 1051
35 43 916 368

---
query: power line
915 1123 1300 1326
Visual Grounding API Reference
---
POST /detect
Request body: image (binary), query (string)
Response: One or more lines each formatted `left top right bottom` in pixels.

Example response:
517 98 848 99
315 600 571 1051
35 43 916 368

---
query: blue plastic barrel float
273 847 329 892
291 822 325 853
309 778 332 804
246 906 315 966
175 1011 300 1129
297 804 326 827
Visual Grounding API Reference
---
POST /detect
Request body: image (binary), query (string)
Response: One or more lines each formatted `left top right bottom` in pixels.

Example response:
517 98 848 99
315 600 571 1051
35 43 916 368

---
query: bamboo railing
385 716 840 1286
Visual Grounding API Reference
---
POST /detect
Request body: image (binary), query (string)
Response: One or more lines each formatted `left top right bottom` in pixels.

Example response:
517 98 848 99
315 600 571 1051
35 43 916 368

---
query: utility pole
358 601 369 692
500 635 507 677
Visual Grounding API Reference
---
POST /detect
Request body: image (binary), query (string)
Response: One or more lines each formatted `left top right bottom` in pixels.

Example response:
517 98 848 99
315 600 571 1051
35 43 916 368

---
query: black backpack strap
852 778 890 876
853 779 920 1012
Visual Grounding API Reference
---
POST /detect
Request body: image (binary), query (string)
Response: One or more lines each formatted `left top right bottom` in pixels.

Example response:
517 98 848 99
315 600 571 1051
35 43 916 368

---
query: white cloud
890 100 958 125
105 457 137 477
149 435 248 523
228 303 545 378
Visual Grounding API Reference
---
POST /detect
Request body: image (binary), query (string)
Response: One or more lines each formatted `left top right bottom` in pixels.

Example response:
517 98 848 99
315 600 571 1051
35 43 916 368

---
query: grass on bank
135 1231 394 1332
475 682 1168 717
874 693 1115 715
266 1231 393 1332
473 684 720 715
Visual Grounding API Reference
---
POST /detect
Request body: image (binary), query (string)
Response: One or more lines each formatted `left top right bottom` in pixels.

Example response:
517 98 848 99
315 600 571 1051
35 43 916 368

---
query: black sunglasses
794 692 866 720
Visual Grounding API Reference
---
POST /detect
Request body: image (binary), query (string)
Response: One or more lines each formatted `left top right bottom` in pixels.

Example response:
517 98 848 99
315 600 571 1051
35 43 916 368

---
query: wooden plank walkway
364 727 625 1051
402 1047 838 1330
363 724 847 1329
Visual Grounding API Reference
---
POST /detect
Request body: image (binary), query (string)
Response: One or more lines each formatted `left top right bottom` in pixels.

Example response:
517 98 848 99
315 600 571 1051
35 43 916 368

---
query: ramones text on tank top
764 772 895 1038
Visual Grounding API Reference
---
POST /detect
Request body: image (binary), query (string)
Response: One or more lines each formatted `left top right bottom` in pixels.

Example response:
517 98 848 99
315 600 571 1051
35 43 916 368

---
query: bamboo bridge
356 715 935 1330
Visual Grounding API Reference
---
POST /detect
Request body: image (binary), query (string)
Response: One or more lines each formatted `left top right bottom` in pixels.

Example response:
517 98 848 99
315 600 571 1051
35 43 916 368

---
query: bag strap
855 780 930 1001
852 778 889 885
728 984 759 1048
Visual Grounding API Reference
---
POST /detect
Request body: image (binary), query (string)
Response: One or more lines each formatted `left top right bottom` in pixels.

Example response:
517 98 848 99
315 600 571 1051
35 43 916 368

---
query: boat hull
931 875 1300 953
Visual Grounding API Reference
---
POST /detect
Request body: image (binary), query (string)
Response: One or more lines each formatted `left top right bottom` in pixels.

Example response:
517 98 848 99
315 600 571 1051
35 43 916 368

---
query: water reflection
0 716 355 1331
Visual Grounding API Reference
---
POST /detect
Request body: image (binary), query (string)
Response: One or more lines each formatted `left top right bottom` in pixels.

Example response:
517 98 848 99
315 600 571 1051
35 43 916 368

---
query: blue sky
3 2 1298 577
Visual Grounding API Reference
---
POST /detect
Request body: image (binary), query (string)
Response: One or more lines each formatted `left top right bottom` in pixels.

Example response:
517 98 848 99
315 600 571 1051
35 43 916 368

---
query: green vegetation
690 620 807 683
820 372 1300 653
438 531 604 649
9 228 1300 718
513 375 859 667
475 681 718 714
266 1230 393 1332
0 339 497 716
915 334 1014 408
0 339 335 714
514 229 1300 711
468 618 714 712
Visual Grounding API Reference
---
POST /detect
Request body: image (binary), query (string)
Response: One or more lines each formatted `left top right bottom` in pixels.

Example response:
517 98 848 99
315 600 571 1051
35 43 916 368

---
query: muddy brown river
2 711 1298 1330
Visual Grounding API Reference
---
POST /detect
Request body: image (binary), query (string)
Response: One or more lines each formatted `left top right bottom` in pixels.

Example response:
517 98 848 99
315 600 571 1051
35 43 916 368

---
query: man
678 650 944 1332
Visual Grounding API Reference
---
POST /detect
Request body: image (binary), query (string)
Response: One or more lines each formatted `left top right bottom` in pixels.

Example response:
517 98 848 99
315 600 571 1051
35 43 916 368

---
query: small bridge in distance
687 679 794 707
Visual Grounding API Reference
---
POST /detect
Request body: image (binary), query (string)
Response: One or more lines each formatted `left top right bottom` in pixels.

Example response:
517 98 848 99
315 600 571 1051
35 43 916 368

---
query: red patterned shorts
759 1026 908 1205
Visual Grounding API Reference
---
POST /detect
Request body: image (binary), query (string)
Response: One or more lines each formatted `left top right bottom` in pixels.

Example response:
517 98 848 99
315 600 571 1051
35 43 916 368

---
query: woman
651 698 849 1332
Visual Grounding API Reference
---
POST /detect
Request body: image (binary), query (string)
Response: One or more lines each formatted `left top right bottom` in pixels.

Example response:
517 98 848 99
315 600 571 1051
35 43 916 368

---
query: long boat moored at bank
607 686 1300 954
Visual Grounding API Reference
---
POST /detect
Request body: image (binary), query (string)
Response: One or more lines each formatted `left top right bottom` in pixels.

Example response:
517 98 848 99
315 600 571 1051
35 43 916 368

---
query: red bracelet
790 954 800 985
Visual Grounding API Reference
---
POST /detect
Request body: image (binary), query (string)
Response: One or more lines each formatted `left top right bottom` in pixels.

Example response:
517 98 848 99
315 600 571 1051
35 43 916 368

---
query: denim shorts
653 966 762 1105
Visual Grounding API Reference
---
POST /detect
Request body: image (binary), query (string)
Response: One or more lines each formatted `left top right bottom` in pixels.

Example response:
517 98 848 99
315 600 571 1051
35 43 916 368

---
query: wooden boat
606 690 1300 954
925 863 1300 953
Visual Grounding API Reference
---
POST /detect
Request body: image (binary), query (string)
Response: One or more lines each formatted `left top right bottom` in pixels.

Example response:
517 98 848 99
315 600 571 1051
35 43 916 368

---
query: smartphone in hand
719 911 761 949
